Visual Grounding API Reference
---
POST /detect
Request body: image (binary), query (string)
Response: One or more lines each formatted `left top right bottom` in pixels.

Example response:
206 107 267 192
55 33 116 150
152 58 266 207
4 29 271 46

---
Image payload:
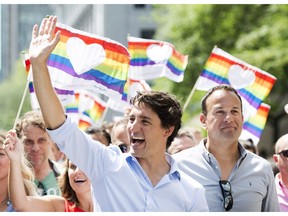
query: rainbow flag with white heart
108 79 151 113
128 36 188 82
47 22 130 101
240 103 270 145
195 46 276 120
64 90 107 130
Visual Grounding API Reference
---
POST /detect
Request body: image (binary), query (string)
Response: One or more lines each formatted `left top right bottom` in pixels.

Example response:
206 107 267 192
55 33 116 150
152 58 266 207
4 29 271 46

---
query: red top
64 200 85 212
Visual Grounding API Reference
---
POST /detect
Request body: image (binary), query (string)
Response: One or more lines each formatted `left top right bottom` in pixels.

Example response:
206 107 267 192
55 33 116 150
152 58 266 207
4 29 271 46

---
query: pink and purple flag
128 36 188 82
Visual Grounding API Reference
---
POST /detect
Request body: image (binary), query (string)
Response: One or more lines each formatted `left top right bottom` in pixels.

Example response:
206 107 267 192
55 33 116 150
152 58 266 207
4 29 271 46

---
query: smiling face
21 125 51 169
127 103 173 159
68 161 91 194
200 89 243 145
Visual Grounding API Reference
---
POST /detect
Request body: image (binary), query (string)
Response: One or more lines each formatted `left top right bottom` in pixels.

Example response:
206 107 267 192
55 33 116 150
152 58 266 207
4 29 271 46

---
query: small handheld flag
128 36 188 82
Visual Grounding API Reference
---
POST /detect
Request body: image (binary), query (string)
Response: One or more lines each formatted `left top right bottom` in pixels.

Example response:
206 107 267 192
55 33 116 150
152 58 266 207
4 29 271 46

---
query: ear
200 113 207 129
273 154 279 164
164 126 175 138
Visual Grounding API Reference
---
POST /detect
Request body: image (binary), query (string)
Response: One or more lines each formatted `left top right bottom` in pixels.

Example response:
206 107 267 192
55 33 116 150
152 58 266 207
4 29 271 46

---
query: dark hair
130 91 182 148
85 126 111 145
201 84 243 115
58 159 79 207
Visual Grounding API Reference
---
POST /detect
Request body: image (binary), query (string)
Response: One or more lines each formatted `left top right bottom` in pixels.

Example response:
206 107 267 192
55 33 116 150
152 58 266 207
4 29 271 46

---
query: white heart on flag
66 37 106 75
78 93 94 113
146 44 173 63
227 65 256 89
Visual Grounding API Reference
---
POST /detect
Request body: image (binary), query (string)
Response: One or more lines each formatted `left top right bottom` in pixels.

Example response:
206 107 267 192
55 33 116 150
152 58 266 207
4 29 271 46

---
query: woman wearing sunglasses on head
273 133 288 211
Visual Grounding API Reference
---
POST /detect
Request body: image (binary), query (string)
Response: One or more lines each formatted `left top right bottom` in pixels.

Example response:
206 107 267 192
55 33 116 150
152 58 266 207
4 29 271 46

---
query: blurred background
0 4 287 159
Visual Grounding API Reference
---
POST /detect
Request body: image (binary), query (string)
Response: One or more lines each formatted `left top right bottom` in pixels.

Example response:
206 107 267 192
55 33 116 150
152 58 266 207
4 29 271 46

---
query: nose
224 112 233 122
31 143 40 151
128 119 139 133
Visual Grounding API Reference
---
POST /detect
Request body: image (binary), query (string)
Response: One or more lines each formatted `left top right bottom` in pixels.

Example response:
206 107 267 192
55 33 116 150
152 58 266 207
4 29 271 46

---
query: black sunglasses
278 149 288 157
118 144 129 153
219 180 233 211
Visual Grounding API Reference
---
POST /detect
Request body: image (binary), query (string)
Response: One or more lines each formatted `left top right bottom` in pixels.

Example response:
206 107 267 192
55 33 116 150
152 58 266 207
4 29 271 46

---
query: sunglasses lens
219 180 233 211
119 144 129 153
279 149 288 157
282 150 288 157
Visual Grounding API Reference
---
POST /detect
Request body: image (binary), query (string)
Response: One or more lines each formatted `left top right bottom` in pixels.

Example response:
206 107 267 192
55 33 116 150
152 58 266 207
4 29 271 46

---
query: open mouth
74 179 86 183
131 137 145 145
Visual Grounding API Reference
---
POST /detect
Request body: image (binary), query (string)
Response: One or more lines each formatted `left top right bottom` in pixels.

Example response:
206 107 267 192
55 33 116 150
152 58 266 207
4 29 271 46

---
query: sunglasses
118 143 129 153
219 180 233 211
278 149 288 157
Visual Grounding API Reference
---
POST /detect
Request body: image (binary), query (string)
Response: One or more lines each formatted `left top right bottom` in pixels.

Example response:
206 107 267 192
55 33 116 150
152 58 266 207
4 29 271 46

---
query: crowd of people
1 15 288 212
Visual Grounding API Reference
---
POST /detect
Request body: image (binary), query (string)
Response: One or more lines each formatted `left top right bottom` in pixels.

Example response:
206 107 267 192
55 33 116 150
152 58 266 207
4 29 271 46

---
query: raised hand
29 16 61 64
3 130 23 164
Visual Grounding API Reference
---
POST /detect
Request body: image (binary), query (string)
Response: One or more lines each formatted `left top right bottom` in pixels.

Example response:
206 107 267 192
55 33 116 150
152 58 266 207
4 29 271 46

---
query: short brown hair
15 111 46 139
201 84 243 115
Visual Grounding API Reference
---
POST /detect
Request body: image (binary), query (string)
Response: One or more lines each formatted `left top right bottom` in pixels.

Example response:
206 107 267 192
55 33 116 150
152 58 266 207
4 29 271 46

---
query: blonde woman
3 130 100 212
0 130 37 212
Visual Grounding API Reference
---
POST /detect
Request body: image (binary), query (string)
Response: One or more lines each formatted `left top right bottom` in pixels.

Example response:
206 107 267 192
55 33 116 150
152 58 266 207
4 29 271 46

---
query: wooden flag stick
13 75 31 130
182 77 199 113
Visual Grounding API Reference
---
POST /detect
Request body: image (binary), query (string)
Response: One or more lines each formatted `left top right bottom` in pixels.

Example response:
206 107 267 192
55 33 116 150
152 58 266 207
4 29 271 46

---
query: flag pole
13 73 31 130
182 77 199 112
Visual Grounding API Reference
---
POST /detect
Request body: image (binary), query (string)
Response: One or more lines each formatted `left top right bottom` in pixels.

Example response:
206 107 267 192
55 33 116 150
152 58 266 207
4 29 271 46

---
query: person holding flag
173 84 279 212
27 15 208 212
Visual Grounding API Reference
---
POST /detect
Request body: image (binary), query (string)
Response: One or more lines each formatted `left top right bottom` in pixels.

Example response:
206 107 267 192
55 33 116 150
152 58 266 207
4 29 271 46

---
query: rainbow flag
65 90 107 130
128 36 188 82
22 51 30 74
240 103 270 145
195 46 276 120
108 79 151 113
29 81 75 110
47 22 130 101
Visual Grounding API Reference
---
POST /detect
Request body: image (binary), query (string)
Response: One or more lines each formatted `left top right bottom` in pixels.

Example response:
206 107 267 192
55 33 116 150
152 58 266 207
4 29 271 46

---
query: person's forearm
9 161 30 211
32 62 66 129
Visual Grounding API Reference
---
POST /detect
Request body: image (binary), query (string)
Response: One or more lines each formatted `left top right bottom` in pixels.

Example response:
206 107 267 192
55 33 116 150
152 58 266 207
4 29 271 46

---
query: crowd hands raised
1 15 287 212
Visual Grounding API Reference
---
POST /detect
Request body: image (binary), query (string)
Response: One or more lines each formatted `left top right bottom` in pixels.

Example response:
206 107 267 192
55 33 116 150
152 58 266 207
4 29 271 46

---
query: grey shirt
173 139 280 212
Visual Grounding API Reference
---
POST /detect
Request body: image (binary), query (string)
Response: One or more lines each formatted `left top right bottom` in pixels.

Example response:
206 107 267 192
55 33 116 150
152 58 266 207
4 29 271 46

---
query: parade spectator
15 110 63 196
110 117 130 153
173 84 279 211
85 126 111 146
167 128 197 154
28 15 208 212
273 133 288 211
239 138 258 155
0 130 38 212
3 130 100 212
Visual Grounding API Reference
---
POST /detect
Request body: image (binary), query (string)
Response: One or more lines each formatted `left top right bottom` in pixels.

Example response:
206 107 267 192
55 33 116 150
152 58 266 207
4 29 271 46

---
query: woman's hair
0 130 38 196
58 159 79 207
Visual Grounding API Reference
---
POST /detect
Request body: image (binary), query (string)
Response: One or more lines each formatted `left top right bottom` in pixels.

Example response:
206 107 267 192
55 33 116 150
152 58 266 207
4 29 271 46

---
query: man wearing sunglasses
273 134 288 211
174 84 279 211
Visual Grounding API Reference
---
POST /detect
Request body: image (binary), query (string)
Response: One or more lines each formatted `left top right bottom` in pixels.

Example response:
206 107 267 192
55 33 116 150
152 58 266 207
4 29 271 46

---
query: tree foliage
0 60 31 130
152 4 288 123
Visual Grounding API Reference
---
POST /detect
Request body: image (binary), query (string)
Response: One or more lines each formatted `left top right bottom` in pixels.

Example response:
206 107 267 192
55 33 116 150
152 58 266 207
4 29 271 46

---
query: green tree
0 60 31 130
152 4 288 134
